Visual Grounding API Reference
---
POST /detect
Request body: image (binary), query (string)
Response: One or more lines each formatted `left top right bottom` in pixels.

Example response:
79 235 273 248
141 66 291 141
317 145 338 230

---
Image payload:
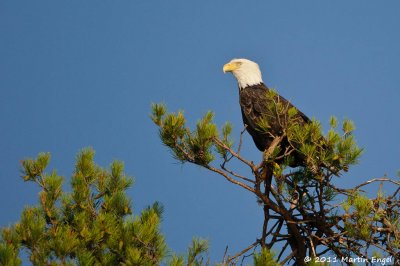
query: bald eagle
223 58 310 167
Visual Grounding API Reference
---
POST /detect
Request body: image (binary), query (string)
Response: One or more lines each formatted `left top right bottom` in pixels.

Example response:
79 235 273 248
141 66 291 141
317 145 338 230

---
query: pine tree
169 237 209 266
151 97 400 265
0 148 168 265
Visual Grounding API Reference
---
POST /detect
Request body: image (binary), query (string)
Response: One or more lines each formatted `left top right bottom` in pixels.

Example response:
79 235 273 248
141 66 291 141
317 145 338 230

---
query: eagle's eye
233 61 242 68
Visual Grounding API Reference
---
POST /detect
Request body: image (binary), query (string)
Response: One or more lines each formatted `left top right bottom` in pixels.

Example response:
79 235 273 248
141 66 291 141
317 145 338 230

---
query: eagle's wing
239 85 270 151
275 93 311 124
239 83 310 151
239 86 264 130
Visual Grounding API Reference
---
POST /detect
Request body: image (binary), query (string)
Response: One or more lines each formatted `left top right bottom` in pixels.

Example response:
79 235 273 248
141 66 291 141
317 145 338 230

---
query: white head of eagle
223 58 263 89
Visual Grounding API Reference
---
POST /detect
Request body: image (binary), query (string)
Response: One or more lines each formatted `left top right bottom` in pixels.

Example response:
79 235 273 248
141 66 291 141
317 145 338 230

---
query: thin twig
277 242 289 262
213 138 256 171
352 177 400 191
222 246 228 265
280 248 297 265
236 125 247 155
228 240 260 263
220 163 255 184
204 164 256 194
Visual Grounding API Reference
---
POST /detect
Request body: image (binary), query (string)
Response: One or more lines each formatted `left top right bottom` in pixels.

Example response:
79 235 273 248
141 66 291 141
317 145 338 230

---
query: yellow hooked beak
223 62 241 73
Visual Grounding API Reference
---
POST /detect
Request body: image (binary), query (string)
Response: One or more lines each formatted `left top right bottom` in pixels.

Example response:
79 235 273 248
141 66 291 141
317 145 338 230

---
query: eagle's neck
234 69 263 89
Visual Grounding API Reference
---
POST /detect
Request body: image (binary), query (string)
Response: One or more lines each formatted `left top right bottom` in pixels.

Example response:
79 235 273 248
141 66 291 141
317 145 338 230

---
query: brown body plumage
240 83 310 167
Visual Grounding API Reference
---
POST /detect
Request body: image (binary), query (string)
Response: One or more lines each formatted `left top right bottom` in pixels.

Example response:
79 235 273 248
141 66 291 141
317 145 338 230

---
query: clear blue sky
1 1 399 263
